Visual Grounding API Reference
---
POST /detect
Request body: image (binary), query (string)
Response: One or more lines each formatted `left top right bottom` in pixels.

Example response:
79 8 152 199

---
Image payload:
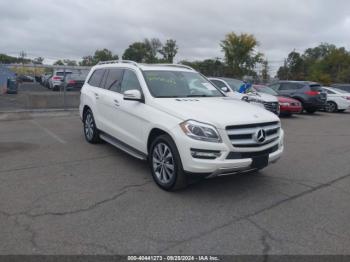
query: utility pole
19 51 27 76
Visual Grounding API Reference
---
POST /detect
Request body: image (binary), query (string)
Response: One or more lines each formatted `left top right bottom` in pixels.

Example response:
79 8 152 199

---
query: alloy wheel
85 113 94 141
152 143 175 184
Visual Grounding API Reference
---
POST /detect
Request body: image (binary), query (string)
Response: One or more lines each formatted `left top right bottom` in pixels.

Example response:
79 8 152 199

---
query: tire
83 109 101 144
325 101 337 113
149 134 188 191
305 108 317 114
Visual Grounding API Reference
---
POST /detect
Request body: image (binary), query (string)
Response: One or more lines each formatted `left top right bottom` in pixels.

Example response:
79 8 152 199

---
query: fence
0 64 91 111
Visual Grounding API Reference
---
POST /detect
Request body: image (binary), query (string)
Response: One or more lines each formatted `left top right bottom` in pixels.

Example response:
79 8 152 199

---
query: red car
253 85 303 116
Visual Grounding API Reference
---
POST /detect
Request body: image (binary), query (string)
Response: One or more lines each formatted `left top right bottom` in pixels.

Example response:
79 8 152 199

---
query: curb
0 109 79 121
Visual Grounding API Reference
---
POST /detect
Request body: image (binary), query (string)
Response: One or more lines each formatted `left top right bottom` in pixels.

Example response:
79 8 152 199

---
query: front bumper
280 105 302 114
172 126 284 176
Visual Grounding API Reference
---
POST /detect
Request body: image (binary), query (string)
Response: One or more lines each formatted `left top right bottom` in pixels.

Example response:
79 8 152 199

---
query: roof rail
150 63 195 71
97 60 139 67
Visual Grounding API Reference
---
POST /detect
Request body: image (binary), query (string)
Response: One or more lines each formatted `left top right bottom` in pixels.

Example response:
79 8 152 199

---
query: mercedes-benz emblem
254 129 266 143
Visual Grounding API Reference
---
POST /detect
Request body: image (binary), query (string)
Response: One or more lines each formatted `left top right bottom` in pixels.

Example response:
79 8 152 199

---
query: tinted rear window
56 72 72 76
88 69 105 87
310 84 322 91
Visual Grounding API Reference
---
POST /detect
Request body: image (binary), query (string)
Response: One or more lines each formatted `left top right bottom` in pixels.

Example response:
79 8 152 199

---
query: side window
279 83 298 91
211 80 227 88
120 70 141 93
88 69 105 87
326 89 335 94
104 68 124 92
269 83 280 90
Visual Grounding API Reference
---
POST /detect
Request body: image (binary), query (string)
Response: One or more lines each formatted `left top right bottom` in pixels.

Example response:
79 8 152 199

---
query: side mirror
221 86 229 92
123 89 143 102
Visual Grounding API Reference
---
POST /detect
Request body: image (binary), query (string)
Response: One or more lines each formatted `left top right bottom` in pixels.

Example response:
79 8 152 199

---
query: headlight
180 120 222 143
279 102 290 106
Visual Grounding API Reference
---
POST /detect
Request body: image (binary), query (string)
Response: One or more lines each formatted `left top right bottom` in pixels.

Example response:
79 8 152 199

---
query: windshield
220 78 244 92
332 87 348 94
254 85 278 96
143 71 224 98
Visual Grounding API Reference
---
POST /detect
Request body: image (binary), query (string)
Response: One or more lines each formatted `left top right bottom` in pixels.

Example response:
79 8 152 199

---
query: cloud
0 0 349 71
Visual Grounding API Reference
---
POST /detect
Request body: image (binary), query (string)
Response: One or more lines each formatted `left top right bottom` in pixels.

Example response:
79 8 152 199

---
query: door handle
94 93 99 99
114 99 120 107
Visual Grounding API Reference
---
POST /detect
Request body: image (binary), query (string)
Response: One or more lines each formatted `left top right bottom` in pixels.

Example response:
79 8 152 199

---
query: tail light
304 91 320 96
52 76 62 81
68 80 76 85
342 96 350 100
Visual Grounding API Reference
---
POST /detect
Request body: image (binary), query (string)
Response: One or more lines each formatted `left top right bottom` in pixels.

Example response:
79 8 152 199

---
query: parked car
17 75 35 83
322 87 350 113
41 73 52 88
80 61 284 191
331 84 350 93
60 71 89 91
209 77 280 115
6 77 18 94
49 70 73 91
268 81 327 113
253 85 302 116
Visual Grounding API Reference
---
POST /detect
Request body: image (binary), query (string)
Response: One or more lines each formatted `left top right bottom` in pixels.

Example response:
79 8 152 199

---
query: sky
1 0 350 73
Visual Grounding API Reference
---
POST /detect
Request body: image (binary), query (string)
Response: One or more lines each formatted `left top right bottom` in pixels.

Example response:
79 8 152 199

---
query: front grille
226 121 280 148
263 102 280 115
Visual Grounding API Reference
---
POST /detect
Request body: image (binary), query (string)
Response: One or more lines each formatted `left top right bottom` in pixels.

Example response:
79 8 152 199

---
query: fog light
191 149 221 159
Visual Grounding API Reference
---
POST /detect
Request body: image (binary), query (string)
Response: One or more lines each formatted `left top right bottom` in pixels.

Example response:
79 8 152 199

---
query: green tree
53 60 65 66
80 49 118 66
122 42 149 62
159 39 178 63
182 58 227 77
33 57 44 65
220 32 263 78
277 43 350 84
144 38 162 63
93 48 118 62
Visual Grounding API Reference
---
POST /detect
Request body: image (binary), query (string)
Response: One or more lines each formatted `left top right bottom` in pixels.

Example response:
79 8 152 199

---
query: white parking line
30 120 67 144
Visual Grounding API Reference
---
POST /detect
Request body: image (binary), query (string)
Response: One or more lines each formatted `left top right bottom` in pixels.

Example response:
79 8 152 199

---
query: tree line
1 33 349 85
277 43 350 85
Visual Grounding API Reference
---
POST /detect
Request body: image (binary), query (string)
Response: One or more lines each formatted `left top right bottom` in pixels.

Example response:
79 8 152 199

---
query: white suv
79 61 284 191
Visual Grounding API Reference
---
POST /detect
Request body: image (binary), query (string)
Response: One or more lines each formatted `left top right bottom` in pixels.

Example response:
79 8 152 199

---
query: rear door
310 84 327 105
85 69 106 129
97 68 125 138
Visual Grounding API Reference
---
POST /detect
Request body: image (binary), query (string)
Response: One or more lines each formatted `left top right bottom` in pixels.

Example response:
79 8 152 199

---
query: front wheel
149 135 188 191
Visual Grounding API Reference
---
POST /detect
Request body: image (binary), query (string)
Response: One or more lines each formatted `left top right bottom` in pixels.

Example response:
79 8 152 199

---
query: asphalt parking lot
0 111 350 255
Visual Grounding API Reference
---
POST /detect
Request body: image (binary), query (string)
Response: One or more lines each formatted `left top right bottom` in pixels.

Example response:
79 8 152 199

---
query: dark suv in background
268 81 327 113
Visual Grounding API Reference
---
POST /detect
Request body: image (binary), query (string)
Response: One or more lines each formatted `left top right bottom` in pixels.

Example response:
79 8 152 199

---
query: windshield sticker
147 75 176 86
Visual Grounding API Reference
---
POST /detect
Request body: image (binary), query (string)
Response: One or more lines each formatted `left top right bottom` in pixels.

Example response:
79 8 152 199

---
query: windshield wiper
186 94 211 97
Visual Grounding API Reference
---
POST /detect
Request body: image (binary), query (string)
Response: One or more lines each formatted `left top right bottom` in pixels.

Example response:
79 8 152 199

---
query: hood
246 92 278 102
278 96 300 103
151 97 280 129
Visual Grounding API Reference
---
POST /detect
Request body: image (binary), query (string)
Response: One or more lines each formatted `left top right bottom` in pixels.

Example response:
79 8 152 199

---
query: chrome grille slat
227 124 280 135
226 122 281 149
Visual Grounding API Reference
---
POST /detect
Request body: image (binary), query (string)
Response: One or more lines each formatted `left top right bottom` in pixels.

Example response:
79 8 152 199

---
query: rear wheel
83 109 100 144
149 135 188 191
325 101 337 113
